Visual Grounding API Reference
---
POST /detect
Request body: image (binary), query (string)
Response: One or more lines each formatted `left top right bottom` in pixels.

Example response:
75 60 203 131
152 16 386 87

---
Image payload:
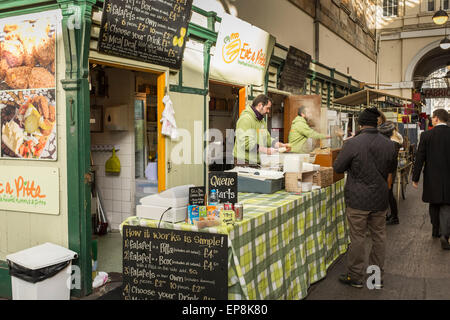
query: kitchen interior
88 63 160 275
208 81 240 171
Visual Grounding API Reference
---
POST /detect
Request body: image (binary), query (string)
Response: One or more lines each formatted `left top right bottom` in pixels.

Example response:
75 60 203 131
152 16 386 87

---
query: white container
301 182 312 192
139 184 194 208
6 243 78 300
136 184 194 223
136 205 187 223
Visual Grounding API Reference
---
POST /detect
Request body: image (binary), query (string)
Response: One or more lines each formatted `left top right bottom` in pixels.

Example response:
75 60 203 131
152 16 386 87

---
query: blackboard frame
279 46 312 94
98 0 194 70
122 225 228 300
189 186 206 206
208 171 238 204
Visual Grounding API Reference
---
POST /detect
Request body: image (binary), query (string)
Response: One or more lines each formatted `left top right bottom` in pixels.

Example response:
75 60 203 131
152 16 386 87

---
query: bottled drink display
209 189 218 205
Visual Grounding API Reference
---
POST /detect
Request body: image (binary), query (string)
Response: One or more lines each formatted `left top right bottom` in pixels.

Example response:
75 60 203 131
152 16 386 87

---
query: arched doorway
405 42 450 114
421 68 450 114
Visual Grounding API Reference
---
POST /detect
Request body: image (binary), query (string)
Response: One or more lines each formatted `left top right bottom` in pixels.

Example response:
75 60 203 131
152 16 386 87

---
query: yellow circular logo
222 38 241 64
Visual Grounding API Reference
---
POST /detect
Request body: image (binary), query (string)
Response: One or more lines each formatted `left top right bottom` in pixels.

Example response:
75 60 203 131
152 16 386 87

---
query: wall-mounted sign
422 88 450 99
279 46 311 94
0 12 59 160
0 166 60 215
98 0 193 69
208 171 237 204
122 225 228 300
210 13 275 86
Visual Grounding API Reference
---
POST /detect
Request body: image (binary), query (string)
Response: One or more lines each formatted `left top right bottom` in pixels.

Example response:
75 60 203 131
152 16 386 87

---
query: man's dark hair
433 108 449 123
251 94 273 108
298 106 306 116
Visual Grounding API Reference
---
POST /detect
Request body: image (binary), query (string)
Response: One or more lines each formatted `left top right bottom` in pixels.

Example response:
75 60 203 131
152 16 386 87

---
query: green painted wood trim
192 5 222 23
0 260 11 299
0 3 59 18
59 0 96 298
0 0 54 11
169 84 208 95
187 22 218 43
203 40 212 189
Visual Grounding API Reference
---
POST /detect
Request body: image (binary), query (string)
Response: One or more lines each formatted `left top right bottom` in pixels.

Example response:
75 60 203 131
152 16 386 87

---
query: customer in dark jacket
333 107 397 289
378 121 402 225
412 109 450 250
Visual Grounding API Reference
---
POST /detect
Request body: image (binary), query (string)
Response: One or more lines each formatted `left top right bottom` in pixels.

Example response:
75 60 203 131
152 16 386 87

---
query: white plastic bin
6 243 78 300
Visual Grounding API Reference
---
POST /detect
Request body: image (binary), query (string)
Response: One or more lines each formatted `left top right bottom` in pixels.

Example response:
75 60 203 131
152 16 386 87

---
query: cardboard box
285 171 314 193
313 167 333 187
313 148 344 182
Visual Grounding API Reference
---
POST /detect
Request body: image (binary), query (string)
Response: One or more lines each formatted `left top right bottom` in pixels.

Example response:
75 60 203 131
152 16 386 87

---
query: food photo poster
0 12 58 161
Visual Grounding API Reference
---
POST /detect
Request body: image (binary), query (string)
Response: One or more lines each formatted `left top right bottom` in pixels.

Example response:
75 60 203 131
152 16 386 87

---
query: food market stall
120 156 349 300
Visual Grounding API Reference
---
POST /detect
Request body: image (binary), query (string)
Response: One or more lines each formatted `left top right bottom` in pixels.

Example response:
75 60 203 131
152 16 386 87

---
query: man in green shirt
288 106 331 153
233 94 290 166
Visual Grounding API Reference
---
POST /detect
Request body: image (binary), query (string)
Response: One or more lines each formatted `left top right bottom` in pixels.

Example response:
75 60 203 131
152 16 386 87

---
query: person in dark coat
333 107 397 289
378 121 402 225
412 109 450 250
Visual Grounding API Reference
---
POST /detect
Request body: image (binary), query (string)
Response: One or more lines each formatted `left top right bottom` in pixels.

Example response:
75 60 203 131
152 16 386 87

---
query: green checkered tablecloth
120 179 350 300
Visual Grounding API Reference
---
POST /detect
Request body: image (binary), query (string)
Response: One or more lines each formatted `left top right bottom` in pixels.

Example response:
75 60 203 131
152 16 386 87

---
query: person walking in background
412 109 450 250
378 121 403 225
288 106 331 153
333 107 397 288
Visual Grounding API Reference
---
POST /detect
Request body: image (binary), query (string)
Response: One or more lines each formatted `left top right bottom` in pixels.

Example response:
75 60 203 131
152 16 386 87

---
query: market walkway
306 183 450 300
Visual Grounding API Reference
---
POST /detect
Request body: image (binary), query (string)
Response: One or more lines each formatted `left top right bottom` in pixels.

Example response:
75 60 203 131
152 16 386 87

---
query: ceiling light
440 37 450 49
433 9 449 25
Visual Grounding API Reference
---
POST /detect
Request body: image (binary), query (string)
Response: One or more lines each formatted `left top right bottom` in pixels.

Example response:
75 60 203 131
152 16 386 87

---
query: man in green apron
233 94 290 167
288 106 330 153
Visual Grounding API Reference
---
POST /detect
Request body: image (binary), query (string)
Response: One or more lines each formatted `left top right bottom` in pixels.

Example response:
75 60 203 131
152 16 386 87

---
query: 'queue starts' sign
208 171 237 204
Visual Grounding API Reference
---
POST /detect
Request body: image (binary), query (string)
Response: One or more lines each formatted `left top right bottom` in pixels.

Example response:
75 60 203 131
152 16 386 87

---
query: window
444 0 450 10
428 0 435 11
383 0 398 17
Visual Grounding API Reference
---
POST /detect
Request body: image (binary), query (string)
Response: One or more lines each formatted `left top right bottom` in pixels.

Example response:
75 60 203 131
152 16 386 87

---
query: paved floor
306 182 450 300
96 230 122 274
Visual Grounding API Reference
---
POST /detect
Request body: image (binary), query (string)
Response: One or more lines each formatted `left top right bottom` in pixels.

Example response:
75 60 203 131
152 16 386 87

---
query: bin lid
6 243 78 270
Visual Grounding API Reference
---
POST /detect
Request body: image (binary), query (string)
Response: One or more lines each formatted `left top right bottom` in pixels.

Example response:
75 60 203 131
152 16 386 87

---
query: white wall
319 25 376 83
232 0 315 56
91 68 135 230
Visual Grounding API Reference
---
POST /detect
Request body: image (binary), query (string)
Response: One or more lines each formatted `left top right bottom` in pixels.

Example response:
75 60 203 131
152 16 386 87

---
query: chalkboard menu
279 46 311 94
122 225 228 300
208 172 238 204
189 186 205 205
98 0 193 69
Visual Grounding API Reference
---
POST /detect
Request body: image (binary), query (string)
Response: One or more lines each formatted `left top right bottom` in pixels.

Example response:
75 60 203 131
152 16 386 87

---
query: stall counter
120 179 349 300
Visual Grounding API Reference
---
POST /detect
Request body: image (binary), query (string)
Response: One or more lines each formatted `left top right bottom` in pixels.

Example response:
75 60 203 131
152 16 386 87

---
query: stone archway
405 39 450 89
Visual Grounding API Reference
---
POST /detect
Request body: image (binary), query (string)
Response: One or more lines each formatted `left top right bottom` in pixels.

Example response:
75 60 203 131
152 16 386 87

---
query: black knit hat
378 121 395 137
358 107 380 127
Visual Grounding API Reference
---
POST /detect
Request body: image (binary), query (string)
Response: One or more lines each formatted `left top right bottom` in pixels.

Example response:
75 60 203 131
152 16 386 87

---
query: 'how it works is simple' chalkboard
98 0 193 69
122 225 228 300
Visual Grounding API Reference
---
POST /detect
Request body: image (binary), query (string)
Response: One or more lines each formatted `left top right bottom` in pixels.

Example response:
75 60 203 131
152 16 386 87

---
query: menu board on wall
0 12 58 160
279 46 311 94
98 0 193 69
208 171 237 204
122 225 228 300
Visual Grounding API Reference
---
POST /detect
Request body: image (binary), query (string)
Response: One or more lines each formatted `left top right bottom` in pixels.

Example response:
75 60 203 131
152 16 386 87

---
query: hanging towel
161 95 179 140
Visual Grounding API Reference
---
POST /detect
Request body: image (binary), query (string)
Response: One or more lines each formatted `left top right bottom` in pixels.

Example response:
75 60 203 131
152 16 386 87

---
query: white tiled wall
91 68 136 230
